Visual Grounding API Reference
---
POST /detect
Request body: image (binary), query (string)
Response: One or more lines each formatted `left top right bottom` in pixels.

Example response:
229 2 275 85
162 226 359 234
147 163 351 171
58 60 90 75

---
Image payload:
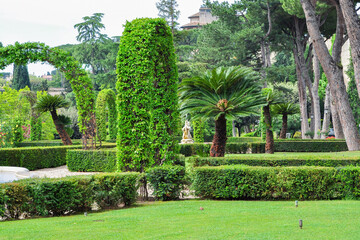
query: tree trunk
263 105 274 154
279 114 288 139
300 0 360 150
339 0 360 98
50 110 72 145
330 92 344 138
312 49 322 139
232 120 237 137
210 114 227 157
321 85 331 139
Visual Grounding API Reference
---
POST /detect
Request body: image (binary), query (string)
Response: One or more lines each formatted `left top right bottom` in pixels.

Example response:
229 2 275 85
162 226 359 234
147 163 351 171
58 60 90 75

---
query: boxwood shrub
146 165 186 200
67 149 117 172
192 165 360 200
0 172 140 220
179 143 265 156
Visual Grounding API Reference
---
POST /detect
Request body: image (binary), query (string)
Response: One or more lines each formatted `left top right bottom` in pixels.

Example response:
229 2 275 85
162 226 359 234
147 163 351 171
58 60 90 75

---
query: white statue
181 120 194 144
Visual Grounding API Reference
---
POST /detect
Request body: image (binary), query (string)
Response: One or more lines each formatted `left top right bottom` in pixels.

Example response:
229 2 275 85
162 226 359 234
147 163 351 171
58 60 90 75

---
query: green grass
1 200 360 239
226 151 360 160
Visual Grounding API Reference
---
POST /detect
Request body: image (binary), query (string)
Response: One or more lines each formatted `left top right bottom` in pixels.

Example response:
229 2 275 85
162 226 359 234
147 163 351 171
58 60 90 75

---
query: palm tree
179 66 265 157
34 95 73 145
262 88 282 154
272 103 299 139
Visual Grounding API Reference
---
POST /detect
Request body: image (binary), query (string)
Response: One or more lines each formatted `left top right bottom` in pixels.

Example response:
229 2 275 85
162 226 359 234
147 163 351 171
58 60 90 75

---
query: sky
0 0 229 76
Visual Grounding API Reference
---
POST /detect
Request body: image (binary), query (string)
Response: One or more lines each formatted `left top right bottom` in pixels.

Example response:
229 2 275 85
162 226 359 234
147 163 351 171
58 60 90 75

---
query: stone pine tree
156 0 180 35
116 18 179 172
12 64 30 90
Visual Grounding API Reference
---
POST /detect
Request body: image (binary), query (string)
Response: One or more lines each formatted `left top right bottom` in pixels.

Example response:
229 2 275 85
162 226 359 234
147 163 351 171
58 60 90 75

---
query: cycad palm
179 66 265 157
34 95 72 145
272 103 299 139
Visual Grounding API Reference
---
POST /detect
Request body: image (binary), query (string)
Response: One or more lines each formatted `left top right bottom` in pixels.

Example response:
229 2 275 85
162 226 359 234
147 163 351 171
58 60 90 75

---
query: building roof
189 13 200 18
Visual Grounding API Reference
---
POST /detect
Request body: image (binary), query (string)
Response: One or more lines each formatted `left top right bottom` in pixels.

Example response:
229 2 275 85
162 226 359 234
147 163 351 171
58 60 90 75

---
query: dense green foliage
0 173 140 220
146 165 185 200
0 42 96 147
193 165 360 200
95 89 117 141
67 149 117 172
192 119 205 143
227 137 262 143
67 149 184 172
12 64 30 90
346 58 360 126
116 18 179 171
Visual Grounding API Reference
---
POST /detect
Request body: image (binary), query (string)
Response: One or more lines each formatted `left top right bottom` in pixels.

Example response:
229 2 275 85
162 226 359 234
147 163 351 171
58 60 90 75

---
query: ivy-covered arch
95 89 117 141
0 42 96 148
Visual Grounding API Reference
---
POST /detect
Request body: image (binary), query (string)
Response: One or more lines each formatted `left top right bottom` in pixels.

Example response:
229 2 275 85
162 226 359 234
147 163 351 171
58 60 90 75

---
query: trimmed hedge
146 165 186 201
14 140 82 147
179 140 347 156
67 149 117 172
67 148 186 172
179 143 265 156
192 165 360 200
0 172 140 220
189 155 360 168
0 143 116 170
227 137 262 143
274 141 348 152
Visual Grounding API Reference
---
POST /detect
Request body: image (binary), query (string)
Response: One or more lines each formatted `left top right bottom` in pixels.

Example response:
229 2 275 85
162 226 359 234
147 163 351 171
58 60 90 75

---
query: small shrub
146 165 185 200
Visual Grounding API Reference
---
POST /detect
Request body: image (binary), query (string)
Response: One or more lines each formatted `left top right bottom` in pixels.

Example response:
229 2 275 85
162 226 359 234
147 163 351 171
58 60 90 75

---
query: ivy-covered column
116 18 179 171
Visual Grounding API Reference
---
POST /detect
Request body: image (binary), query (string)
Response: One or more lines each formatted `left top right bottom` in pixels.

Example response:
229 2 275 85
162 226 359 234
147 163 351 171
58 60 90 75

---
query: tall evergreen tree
156 0 180 35
12 64 30 90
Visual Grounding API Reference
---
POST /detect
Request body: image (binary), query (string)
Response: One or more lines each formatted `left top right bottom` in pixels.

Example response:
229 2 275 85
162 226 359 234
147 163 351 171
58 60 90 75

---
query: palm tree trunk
279 114 288 139
263 105 274 154
50 110 72 145
210 114 227 157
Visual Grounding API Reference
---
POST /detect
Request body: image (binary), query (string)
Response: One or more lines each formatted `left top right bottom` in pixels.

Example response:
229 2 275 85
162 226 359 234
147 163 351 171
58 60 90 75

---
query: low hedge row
274 141 348 152
14 140 82 147
0 173 140 220
179 143 265 156
0 144 116 170
67 149 186 172
189 155 360 168
179 141 348 156
192 165 360 200
227 137 262 143
146 165 186 201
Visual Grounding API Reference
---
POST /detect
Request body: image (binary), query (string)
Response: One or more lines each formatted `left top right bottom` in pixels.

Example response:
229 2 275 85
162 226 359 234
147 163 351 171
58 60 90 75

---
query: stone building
181 6 218 30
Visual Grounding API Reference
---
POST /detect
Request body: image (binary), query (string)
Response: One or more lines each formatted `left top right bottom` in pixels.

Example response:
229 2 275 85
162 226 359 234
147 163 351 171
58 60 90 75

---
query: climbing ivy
0 42 96 148
193 119 204 143
95 89 117 141
116 18 179 171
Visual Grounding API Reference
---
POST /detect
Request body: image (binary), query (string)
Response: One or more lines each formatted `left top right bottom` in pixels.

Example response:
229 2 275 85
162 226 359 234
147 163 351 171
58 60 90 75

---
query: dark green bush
146 165 186 200
192 165 360 200
0 173 140 220
0 188 5 217
67 149 117 172
274 141 348 152
14 140 82 147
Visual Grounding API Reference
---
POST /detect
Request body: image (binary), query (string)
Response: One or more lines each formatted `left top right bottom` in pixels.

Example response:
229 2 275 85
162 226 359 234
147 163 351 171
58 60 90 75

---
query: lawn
1 200 360 240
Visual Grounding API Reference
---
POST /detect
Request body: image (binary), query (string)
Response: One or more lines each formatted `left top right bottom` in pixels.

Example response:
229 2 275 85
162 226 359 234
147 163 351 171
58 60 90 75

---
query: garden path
30 165 99 178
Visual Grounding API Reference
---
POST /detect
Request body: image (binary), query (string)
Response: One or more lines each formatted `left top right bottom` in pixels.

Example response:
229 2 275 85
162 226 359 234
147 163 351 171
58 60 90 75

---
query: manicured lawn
226 151 360 160
1 200 360 239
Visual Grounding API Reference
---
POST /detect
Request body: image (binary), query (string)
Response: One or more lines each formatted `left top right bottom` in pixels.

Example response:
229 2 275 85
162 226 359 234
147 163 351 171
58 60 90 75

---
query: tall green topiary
116 18 179 171
95 89 117 141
